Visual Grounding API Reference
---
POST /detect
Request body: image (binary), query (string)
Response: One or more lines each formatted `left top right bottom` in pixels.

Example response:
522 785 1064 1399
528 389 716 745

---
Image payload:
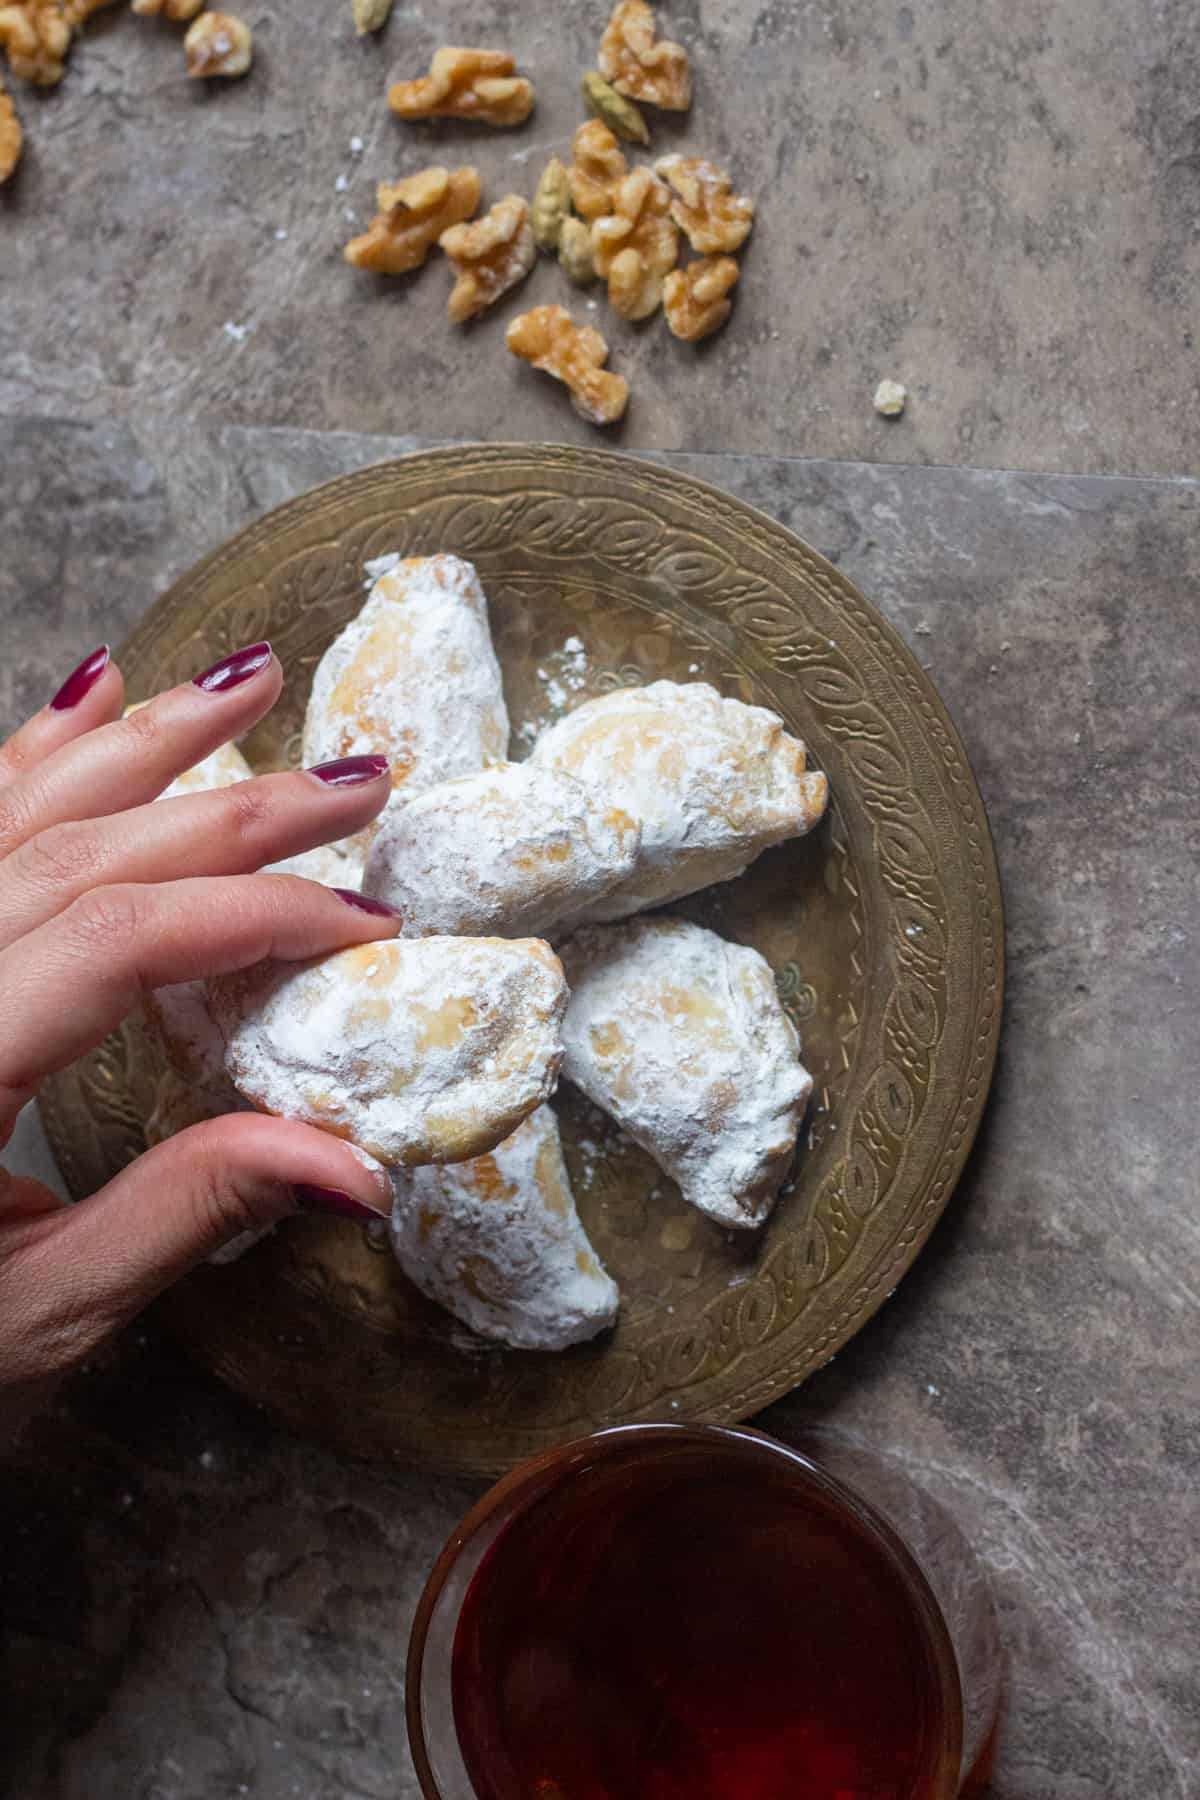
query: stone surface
0 417 1197 1796
1 1 1200 472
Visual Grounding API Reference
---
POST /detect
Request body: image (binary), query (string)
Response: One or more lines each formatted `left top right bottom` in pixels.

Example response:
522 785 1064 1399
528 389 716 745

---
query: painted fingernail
307 755 390 787
192 641 272 695
294 1184 387 1221
331 887 401 917
50 644 110 711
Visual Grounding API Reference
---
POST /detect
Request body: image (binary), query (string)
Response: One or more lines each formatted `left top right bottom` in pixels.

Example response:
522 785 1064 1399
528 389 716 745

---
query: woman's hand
0 639 400 1408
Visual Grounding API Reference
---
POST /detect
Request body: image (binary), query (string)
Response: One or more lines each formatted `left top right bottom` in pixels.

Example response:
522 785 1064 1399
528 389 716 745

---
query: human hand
0 640 400 1411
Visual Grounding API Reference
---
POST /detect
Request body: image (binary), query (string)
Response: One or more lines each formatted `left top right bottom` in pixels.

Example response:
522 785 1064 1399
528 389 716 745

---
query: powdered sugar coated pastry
211 935 568 1167
561 917 812 1229
362 761 641 939
264 841 365 887
301 554 510 856
389 1104 618 1350
145 980 238 1103
532 681 828 921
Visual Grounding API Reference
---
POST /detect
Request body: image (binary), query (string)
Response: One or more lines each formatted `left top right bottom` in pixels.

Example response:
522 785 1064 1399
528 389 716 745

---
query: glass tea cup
407 1423 1001 1800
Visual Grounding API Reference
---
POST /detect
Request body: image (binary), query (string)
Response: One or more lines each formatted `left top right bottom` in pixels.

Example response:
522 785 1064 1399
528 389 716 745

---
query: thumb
1 1113 392 1384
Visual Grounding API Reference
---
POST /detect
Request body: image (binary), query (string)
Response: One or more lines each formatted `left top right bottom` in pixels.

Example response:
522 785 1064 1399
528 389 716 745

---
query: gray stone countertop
0 419 1196 1798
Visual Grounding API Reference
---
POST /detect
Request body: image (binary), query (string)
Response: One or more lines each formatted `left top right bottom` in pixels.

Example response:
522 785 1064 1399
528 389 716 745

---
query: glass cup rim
405 1420 966 1800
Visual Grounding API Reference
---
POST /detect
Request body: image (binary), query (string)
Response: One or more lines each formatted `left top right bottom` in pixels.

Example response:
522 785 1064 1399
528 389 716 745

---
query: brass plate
39 446 1003 1477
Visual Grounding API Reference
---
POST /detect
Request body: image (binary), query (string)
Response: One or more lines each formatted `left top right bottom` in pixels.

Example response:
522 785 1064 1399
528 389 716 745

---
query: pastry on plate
211 935 568 1167
561 916 811 1229
389 1104 618 1349
362 760 640 939
301 554 509 857
532 680 827 921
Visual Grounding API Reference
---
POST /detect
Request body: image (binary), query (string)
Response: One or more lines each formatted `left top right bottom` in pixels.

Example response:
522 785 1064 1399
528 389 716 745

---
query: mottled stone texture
2 0 1200 471
0 419 1196 1797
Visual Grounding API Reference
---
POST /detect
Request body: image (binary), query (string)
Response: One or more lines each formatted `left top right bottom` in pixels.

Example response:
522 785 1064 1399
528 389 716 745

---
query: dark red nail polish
50 644 110 711
308 755 390 787
331 887 401 917
294 1184 386 1222
192 641 272 695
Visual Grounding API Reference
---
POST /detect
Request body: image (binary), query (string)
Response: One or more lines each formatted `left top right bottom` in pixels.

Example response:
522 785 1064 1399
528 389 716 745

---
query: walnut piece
0 76 19 179
507 305 628 427
531 154 569 251
663 255 738 340
598 0 690 111
656 153 754 254
440 193 535 323
131 0 203 17
344 165 480 276
592 165 679 320
388 47 534 127
184 10 251 76
558 216 595 285
350 0 390 33
568 118 627 220
581 67 647 144
0 0 72 86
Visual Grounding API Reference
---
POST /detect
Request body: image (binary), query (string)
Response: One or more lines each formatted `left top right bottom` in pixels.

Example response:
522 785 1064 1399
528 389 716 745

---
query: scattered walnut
183 10 251 76
568 118 627 221
558 216 595 285
0 0 72 87
656 154 754 255
131 0 203 18
598 0 690 111
591 165 679 320
439 193 535 323
350 0 390 34
873 378 908 418
531 154 569 251
507 305 628 427
0 76 20 179
388 47 534 127
344 165 480 276
663 256 738 340
581 67 647 144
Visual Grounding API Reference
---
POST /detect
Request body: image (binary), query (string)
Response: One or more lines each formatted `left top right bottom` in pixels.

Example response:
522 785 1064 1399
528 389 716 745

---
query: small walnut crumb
592 165 679 320
344 164 479 276
0 75 20 179
507 304 628 427
581 67 648 144
350 0 390 34
531 154 569 251
388 46 534 127
0 0 73 87
656 154 754 254
131 0 203 18
663 255 738 340
439 193 535 323
874 378 907 417
558 215 595 285
568 118 627 221
598 0 690 111
183 10 251 77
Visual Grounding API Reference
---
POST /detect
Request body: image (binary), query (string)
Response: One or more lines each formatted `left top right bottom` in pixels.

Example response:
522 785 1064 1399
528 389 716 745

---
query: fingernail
50 644 110 711
294 1184 387 1221
308 755 390 787
331 887 401 917
192 641 272 695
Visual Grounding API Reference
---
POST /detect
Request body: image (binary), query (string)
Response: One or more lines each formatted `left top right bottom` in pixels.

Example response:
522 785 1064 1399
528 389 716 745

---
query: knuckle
0 784 38 851
185 1131 281 1249
220 780 275 843
120 703 163 753
69 883 147 957
17 821 104 894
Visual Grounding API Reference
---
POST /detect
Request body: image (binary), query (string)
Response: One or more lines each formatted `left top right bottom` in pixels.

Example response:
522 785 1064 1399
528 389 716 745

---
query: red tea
451 1438 952 1800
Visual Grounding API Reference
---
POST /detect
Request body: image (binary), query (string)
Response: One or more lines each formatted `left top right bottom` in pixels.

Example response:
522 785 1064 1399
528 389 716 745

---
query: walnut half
507 305 629 427
388 47 534 128
591 165 679 320
656 153 754 255
598 0 690 111
439 193 535 323
0 0 72 87
344 165 480 276
568 118 627 221
663 256 738 340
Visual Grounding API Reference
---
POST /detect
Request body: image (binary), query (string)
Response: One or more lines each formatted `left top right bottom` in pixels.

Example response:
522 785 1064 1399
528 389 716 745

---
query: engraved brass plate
39 446 1003 1476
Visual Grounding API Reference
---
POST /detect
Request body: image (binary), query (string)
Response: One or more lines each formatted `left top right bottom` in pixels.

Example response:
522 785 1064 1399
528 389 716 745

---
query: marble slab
0 418 1196 1797
2 0 1199 473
